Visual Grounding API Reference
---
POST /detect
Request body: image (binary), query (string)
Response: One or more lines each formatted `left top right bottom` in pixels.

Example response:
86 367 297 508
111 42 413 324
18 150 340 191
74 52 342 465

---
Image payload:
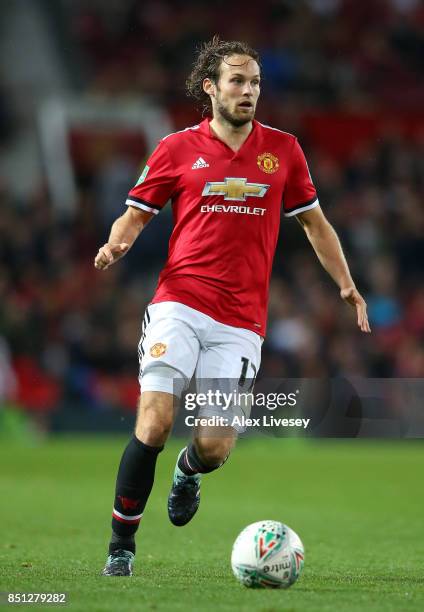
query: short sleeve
283 139 319 217
125 141 177 215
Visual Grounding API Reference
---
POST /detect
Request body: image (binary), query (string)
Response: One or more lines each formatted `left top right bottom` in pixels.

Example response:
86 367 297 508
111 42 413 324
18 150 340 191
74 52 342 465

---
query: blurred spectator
0 337 17 402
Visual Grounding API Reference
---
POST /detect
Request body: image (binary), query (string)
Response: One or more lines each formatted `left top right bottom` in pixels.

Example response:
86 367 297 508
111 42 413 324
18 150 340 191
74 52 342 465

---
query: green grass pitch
1 436 423 611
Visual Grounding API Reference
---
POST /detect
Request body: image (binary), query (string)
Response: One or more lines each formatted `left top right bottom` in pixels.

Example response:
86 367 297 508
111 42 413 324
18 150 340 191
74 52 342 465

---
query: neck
209 115 253 152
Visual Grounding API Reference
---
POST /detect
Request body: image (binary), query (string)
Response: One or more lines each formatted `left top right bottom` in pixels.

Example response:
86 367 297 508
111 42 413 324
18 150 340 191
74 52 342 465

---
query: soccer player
95 36 370 576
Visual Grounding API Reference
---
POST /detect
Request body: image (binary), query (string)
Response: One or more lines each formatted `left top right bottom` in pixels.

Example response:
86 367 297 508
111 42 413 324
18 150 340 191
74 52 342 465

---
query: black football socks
109 435 163 554
177 443 228 475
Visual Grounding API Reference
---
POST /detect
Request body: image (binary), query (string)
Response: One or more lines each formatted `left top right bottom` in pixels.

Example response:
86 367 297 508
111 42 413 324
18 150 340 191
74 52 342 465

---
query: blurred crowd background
0 0 423 431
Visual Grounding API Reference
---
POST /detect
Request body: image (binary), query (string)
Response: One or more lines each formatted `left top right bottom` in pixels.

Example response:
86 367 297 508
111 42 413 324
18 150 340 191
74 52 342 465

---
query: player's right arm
94 138 177 271
94 207 153 270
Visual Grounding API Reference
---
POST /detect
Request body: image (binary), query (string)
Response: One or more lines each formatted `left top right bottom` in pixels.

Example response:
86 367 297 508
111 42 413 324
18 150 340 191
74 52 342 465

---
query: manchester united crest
257 152 279 174
150 342 167 358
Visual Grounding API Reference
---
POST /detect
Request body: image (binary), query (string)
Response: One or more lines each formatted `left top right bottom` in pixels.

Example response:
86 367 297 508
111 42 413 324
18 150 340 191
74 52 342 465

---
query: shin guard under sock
109 435 163 553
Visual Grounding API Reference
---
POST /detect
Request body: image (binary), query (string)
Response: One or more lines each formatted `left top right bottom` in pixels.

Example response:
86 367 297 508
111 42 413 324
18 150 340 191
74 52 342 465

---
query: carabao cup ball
231 520 304 588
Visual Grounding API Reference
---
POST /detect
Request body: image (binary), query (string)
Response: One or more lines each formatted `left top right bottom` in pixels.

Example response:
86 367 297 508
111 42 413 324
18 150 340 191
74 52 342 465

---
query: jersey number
238 357 257 392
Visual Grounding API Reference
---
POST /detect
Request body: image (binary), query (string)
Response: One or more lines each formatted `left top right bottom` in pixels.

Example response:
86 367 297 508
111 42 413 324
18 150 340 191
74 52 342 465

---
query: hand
340 287 371 333
94 243 130 270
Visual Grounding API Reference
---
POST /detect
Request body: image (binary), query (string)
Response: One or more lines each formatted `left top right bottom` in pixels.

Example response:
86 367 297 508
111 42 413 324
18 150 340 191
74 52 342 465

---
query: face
205 54 261 127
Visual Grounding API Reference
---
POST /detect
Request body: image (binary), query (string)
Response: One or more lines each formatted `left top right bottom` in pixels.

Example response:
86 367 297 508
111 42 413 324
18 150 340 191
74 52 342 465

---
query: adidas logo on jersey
192 157 209 169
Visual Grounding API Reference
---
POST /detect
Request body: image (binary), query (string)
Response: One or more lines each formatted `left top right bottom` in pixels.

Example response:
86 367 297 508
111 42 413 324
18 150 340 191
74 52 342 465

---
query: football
231 520 305 588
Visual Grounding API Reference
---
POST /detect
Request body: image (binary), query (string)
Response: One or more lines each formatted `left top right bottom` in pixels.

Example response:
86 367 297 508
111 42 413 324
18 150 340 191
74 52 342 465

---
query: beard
215 99 254 128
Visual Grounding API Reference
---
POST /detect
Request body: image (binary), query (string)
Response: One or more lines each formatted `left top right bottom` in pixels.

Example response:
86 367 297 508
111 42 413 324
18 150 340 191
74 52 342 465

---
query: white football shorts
137 301 262 432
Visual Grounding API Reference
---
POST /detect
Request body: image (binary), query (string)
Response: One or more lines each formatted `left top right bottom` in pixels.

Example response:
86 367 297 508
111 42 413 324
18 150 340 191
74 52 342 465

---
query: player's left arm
296 205 371 333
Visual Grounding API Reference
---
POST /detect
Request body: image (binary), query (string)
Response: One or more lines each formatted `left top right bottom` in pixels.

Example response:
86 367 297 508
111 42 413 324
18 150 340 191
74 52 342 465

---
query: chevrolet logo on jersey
202 178 270 202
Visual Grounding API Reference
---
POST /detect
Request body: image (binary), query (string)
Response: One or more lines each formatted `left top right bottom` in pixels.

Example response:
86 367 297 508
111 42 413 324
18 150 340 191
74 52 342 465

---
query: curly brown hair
186 35 261 114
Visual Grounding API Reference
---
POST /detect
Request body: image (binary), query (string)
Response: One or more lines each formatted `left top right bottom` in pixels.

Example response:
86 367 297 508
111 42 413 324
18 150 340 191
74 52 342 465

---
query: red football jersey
126 118 318 336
